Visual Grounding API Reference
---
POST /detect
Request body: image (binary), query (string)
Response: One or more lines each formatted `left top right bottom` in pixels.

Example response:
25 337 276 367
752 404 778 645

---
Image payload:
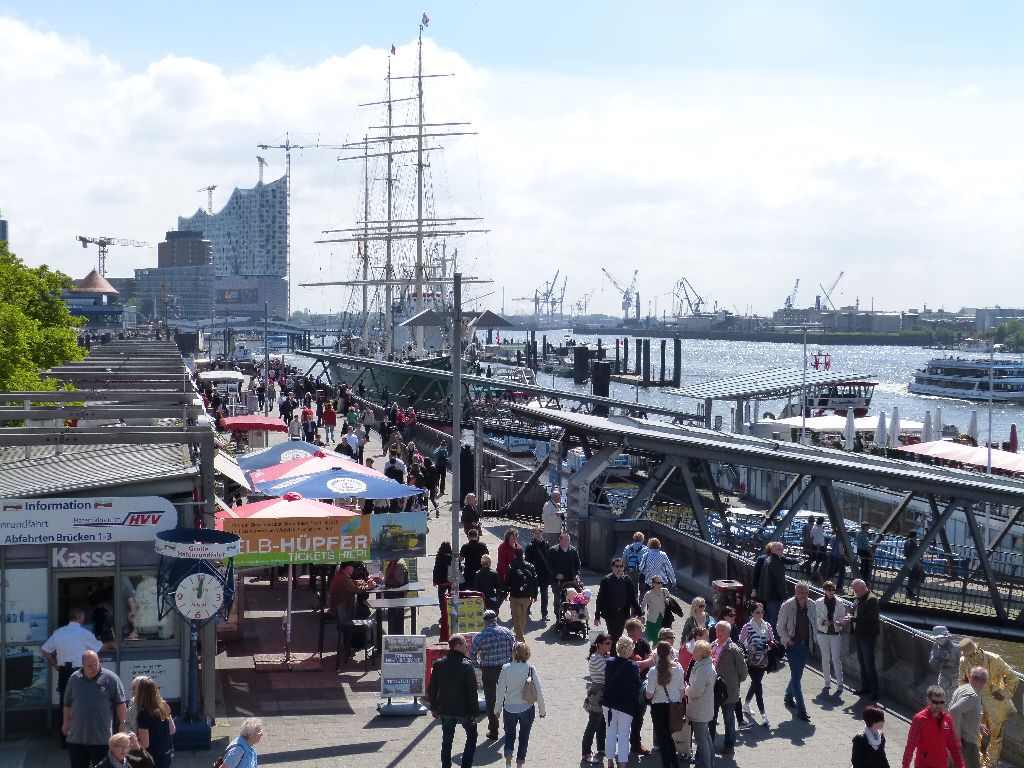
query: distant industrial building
975 307 1024 331
158 230 212 268
0 210 8 245
177 175 288 318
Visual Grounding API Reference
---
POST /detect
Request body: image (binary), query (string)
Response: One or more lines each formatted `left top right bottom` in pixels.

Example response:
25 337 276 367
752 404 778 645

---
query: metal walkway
505 404 1024 630
296 350 705 422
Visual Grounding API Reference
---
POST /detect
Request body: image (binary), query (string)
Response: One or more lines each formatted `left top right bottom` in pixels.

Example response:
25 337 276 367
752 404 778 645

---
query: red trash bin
439 589 484 641
712 579 746 626
424 642 450 696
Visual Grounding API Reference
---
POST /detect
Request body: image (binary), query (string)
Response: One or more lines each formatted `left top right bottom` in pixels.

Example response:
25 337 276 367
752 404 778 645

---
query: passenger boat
909 356 1024 404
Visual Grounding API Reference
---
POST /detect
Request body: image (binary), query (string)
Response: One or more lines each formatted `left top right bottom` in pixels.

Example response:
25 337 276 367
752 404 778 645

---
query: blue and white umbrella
254 466 420 500
236 440 336 472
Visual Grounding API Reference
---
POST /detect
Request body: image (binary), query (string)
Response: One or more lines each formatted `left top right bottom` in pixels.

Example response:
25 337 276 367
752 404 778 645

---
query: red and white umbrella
247 450 384 486
220 415 289 433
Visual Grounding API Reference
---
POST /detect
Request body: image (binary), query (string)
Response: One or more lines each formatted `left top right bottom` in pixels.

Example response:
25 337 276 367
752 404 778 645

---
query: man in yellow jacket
958 638 1018 768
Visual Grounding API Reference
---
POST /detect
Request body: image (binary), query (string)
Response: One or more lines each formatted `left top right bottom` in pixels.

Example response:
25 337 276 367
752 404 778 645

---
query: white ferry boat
909 356 1024 404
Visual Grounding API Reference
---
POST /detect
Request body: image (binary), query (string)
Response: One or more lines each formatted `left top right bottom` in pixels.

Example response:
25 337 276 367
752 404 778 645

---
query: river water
502 331 1023 443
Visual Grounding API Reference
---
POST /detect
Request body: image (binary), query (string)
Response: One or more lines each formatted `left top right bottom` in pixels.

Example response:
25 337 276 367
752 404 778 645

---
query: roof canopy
899 441 1024 474
74 269 119 294
759 415 923 433
671 368 875 401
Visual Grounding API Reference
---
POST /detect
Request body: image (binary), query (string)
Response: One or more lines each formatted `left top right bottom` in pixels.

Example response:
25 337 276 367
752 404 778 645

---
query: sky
2 1 1024 319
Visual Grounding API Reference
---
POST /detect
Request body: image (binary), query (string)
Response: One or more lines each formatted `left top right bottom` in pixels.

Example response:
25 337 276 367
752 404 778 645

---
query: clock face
174 572 225 622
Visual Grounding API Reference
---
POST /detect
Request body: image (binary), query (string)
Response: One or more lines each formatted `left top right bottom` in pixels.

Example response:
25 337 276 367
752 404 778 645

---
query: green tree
0 243 85 391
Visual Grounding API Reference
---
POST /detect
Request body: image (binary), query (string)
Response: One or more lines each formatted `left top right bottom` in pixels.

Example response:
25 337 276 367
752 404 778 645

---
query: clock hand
196 576 204 599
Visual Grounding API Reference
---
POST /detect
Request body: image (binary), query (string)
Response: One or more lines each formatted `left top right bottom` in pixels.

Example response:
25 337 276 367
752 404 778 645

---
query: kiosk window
57 576 115 643
122 573 175 641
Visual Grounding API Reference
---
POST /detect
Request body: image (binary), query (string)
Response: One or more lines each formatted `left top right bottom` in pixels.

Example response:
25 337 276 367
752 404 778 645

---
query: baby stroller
555 578 591 640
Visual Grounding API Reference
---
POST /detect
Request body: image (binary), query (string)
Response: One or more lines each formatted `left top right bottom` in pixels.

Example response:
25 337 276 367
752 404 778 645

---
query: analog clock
174 572 225 622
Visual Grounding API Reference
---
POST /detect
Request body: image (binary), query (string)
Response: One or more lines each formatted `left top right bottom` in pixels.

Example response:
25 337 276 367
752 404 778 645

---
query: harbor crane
574 288 597 317
77 235 150 277
601 267 639 321
196 185 217 214
784 278 800 310
673 276 707 316
256 156 269 184
818 270 844 311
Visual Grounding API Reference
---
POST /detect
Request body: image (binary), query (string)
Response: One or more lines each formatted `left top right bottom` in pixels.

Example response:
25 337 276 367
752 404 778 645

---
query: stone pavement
5 426 922 768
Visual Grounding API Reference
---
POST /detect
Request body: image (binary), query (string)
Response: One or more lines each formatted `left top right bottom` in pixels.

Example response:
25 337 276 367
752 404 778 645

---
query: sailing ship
304 21 489 398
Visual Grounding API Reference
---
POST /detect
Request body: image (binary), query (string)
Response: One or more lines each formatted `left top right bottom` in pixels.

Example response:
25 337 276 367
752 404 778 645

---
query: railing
638 502 1024 625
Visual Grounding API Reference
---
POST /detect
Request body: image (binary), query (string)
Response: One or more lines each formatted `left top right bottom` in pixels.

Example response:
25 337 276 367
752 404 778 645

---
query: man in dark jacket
458 529 488 589
428 634 480 768
757 541 788 631
525 528 553 621
851 578 881 700
504 549 538 641
595 556 641 642
546 532 582 585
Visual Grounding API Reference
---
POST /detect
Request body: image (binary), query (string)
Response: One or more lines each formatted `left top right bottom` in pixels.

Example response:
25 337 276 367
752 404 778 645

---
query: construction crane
257 133 350 317
256 156 269 184
551 274 567 318
574 288 597 317
196 185 217 214
818 270 844 310
784 278 800 310
601 267 639 321
673 277 707 316
77 236 151 277
511 289 542 318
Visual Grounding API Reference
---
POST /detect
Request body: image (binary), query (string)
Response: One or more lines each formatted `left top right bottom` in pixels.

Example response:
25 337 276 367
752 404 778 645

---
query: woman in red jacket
497 528 522 584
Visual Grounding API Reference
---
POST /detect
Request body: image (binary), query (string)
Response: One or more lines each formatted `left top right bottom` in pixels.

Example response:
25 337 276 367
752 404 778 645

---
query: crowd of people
427 520 1019 768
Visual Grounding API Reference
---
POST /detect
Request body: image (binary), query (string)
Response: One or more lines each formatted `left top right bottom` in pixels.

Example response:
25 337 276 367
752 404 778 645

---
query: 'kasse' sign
0 497 178 546
222 512 427 566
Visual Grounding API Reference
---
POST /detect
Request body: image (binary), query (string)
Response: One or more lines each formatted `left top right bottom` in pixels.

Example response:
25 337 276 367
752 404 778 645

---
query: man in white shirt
541 489 564 546
42 607 116 711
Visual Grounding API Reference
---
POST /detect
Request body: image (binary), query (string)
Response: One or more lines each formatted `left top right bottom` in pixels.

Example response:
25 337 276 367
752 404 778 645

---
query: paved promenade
4 428 921 768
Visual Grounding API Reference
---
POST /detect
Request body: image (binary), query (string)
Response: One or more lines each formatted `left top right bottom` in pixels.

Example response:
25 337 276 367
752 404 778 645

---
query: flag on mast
422 12 430 26
391 44 396 55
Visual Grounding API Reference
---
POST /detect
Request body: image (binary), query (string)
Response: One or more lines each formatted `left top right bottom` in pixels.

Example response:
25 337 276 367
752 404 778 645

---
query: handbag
663 685 687 732
713 676 727 708
522 665 538 704
765 640 782 673
584 684 603 713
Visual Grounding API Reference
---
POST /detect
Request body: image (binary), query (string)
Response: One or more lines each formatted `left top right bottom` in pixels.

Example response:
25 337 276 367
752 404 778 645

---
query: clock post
155 528 241 752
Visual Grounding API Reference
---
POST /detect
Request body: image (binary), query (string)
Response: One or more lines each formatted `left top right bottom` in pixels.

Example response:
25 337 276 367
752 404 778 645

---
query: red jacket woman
496 528 522 584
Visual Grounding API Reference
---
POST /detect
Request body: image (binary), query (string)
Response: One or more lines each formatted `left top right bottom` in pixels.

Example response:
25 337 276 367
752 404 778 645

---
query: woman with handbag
582 633 611 763
739 601 775 728
496 642 546 768
601 637 642 768
645 641 685 768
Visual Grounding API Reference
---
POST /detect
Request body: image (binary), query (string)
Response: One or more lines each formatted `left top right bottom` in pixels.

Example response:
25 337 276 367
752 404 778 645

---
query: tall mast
415 25 426 352
284 133 292 318
385 59 395 354
361 135 370 348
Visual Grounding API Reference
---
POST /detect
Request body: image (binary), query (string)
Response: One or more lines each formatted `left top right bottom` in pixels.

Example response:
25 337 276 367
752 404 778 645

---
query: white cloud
951 84 982 100
0 16 1021 320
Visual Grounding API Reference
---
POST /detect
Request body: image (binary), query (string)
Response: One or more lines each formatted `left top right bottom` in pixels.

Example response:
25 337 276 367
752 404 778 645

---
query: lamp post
986 341 994 548
800 325 808 446
448 272 463 633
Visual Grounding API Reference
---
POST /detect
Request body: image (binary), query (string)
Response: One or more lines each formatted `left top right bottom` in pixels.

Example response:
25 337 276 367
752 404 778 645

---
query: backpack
624 542 645 572
510 562 537 596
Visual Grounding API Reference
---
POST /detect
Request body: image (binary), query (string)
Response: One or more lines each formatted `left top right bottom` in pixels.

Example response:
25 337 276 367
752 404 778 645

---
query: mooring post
635 339 642 377
660 339 667 384
623 337 629 373
673 338 682 386
642 339 651 387
615 339 621 373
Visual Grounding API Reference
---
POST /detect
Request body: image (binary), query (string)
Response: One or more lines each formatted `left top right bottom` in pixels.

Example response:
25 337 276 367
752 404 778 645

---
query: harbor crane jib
674 276 707 316
784 278 800 310
602 267 639 321
77 235 151 277
819 270 844 310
